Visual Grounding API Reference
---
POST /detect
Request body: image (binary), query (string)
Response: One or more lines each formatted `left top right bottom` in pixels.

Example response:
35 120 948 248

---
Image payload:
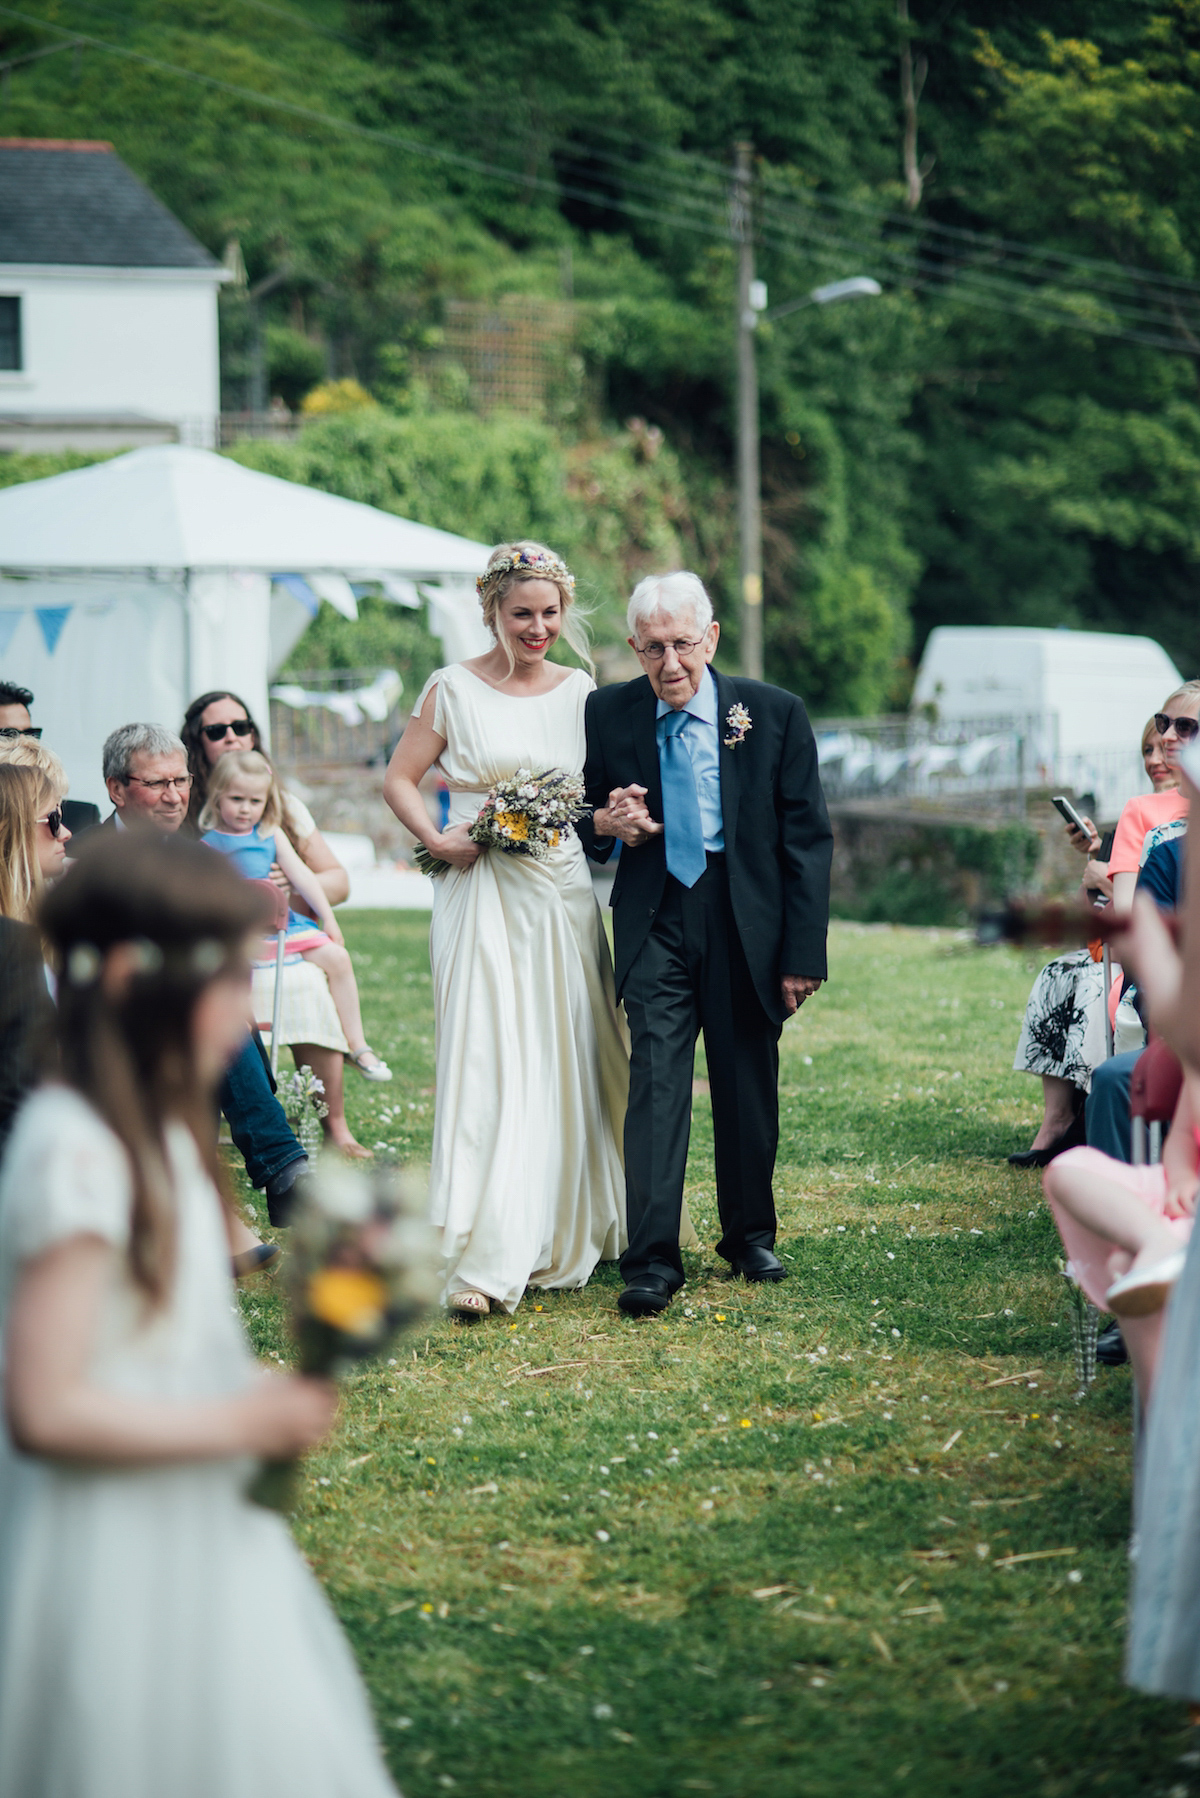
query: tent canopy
0 442 490 577
0 446 491 807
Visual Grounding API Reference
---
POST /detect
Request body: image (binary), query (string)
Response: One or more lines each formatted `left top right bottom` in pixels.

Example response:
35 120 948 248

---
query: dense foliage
2 0 1199 708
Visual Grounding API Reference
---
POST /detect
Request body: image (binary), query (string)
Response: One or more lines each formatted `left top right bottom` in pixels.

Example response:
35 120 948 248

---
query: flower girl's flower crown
476 546 576 598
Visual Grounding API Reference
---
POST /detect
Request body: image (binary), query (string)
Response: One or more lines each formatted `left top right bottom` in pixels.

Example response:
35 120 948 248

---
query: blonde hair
1163 678 1200 712
0 735 68 800
477 539 593 675
198 749 282 833
0 762 50 921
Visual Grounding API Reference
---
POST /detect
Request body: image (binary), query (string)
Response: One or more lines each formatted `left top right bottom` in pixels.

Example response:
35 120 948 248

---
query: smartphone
1052 794 1092 836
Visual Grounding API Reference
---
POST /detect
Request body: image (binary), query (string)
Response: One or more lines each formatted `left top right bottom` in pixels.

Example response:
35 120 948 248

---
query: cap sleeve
281 789 317 843
415 668 448 737
0 1087 132 1264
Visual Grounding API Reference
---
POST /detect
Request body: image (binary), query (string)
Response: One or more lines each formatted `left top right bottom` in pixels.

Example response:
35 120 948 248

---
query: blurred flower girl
0 834 397 1797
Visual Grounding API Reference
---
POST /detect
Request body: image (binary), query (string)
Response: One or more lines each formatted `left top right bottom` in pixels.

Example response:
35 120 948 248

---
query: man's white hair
626 571 714 640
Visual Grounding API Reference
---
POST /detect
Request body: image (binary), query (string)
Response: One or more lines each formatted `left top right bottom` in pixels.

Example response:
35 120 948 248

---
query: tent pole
182 568 194 708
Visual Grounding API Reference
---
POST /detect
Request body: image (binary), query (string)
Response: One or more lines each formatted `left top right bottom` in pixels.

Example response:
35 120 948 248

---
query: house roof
0 140 220 270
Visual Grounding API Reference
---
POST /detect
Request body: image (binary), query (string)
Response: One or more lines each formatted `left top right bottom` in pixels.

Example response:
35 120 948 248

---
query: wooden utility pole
731 140 763 681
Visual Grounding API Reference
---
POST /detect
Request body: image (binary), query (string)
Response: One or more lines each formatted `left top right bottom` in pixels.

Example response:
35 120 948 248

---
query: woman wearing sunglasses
0 744 72 911
1106 681 1200 916
180 693 368 1158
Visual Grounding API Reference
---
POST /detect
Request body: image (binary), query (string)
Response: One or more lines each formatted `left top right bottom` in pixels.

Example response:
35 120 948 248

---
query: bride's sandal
449 1290 491 1320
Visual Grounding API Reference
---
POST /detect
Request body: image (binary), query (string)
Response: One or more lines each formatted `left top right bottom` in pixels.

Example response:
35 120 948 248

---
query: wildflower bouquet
249 1163 438 1512
278 1063 329 1159
414 767 588 877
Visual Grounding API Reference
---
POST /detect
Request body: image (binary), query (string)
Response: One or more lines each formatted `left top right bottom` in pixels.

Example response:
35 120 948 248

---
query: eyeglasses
37 808 65 838
127 774 193 794
636 637 707 662
199 719 254 743
0 725 42 740
1154 712 1200 741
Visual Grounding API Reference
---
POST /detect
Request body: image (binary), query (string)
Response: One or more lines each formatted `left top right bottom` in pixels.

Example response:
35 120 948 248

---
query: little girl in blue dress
200 751 390 1083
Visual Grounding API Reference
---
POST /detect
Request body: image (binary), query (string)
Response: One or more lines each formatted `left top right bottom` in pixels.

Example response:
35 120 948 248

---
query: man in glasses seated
98 722 194 832
0 681 99 835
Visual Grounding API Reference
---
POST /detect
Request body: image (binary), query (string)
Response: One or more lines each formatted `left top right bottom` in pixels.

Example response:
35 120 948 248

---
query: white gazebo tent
0 445 492 806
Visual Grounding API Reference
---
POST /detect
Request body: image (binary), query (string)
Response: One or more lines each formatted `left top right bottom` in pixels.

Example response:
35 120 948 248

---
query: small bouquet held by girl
200 750 391 1082
414 766 588 877
250 1161 438 1512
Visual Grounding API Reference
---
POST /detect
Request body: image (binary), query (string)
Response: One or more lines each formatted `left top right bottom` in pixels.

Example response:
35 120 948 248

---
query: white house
0 139 227 451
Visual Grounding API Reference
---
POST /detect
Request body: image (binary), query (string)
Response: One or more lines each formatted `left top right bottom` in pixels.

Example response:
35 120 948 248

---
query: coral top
1108 789 1189 877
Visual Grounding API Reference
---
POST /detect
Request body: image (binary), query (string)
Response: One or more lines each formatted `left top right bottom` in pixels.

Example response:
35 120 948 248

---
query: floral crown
476 546 575 598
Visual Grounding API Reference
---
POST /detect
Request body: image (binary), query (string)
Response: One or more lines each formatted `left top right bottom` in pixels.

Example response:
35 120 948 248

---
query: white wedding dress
421 663 628 1310
0 1086 398 1798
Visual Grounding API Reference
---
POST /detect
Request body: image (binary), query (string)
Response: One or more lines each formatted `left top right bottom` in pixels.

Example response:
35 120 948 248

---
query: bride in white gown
384 541 630 1317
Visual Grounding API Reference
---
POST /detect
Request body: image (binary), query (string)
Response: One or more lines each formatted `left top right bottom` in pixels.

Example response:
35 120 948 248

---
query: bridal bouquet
249 1162 438 1512
414 767 589 877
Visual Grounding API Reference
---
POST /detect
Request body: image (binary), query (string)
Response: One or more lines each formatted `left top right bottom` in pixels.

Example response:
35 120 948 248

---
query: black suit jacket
582 669 833 1026
0 918 55 1156
60 798 100 836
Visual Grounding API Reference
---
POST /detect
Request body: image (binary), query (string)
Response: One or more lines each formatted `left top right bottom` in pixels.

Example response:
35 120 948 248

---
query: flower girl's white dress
0 1086 398 1798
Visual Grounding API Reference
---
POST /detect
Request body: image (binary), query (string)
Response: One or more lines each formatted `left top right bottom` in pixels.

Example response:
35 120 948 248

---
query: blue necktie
659 709 707 889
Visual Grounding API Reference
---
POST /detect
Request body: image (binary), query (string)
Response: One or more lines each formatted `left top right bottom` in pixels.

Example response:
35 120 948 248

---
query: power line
4 2 1200 358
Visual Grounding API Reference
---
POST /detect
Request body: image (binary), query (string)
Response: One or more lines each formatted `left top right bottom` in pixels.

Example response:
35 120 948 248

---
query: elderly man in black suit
584 572 833 1318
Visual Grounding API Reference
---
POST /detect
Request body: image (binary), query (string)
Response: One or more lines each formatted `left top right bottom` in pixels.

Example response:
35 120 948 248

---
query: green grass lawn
232 918 1189 1798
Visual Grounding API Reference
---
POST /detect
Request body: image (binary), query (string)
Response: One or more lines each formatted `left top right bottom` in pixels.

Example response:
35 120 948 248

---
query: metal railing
814 713 1147 819
269 668 403 766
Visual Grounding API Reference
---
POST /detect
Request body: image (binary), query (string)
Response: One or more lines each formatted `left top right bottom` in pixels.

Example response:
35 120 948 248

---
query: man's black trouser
619 855 781 1291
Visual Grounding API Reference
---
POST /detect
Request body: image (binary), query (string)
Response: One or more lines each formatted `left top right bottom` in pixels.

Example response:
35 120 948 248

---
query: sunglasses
37 808 66 838
199 719 255 743
0 725 42 740
1154 712 1200 742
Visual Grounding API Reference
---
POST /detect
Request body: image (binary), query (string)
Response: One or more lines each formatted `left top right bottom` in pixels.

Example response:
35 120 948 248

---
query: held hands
781 975 822 1016
268 861 291 893
594 785 664 848
432 823 483 871
240 1371 339 1458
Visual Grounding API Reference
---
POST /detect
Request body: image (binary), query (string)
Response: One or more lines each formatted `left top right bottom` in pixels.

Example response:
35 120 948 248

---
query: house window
0 298 21 371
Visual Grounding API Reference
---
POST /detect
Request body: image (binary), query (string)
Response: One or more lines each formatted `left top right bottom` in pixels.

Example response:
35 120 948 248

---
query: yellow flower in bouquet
494 810 530 842
307 1266 388 1336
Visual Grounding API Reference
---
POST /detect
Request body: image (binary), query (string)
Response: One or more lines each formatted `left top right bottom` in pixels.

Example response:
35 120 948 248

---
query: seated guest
0 679 99 834
1096 762 1200 1712
0 763 62 1153
0 754 71 913
1009 717 1175 1166
1043 1071 1196 1401
199 750 390 1084
181 690 370 1158
1086 683 1198 1163
100 722 194 832
87 724 308 1253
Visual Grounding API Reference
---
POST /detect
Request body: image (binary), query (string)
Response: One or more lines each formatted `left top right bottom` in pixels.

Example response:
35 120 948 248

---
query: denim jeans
219 1034 304 1191
1085 1050 1139 1164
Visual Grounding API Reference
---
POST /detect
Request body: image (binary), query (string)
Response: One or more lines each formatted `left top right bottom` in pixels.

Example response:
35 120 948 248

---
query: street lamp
731 154 882 681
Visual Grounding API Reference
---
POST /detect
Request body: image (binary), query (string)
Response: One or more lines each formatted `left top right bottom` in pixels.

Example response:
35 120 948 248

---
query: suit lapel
628 676 663 817
714 668 741 851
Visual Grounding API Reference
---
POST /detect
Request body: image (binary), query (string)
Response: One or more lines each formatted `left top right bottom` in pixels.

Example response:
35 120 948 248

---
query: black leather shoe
618 1275 674 1317
265 1154 309 1228
1007 1110 1086 1168
1096 1320 1129 1366
730 1246 787 1283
